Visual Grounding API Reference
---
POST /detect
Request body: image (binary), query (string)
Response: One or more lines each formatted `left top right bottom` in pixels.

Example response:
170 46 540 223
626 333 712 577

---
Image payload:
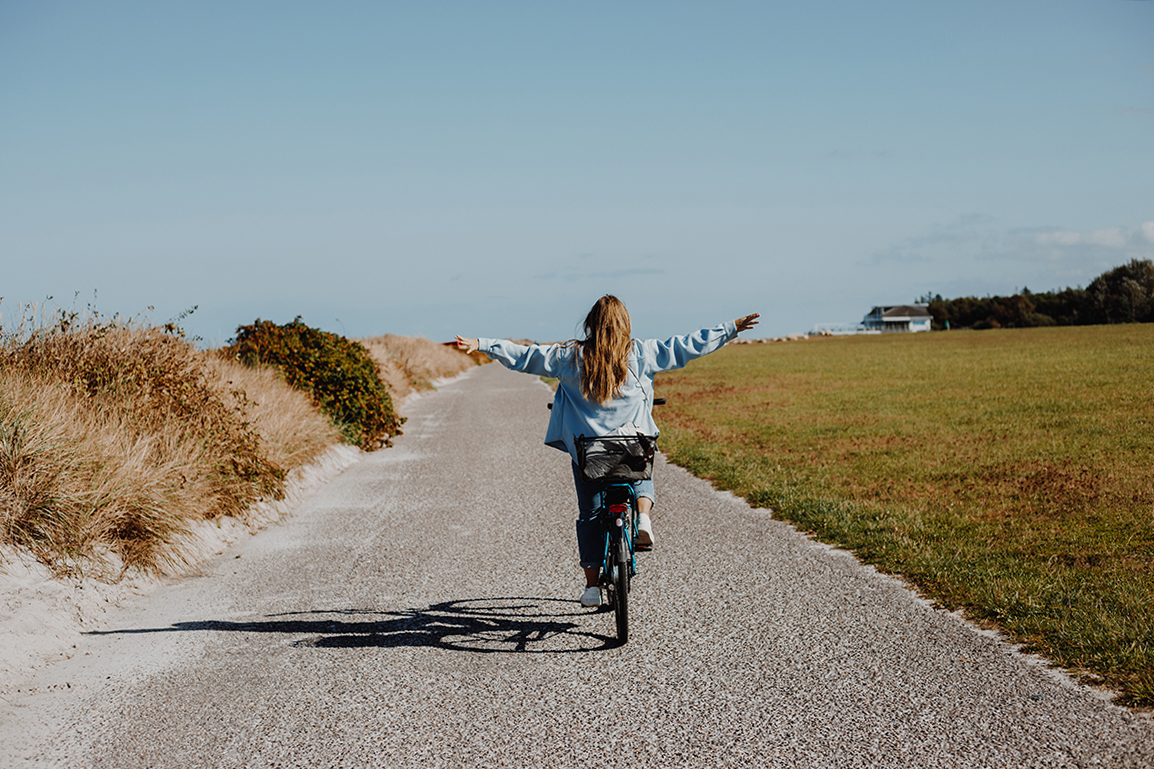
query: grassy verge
655 325 1154 707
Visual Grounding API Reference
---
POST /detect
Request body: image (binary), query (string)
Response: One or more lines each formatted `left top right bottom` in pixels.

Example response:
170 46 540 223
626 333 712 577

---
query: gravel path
2 363 1151 768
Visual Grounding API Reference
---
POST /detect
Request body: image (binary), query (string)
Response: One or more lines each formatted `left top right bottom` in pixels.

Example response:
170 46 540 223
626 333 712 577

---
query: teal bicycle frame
597 482 639 643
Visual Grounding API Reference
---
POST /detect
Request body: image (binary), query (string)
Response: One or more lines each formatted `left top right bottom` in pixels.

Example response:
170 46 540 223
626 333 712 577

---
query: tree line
920 259 1154 330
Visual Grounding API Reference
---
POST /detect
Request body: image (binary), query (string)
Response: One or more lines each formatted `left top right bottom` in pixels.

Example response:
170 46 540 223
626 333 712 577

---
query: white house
862 304 933 333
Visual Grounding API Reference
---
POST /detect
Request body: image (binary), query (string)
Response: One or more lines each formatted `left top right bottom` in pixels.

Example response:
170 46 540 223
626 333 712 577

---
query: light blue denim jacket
478 321 738 462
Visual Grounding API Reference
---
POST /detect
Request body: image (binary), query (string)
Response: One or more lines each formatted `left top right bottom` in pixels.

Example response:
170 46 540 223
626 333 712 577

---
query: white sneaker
636 513 654 548
580 586 602 607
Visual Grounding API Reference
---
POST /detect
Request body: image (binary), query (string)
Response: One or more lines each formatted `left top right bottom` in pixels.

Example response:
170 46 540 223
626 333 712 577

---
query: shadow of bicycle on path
89 597 618 653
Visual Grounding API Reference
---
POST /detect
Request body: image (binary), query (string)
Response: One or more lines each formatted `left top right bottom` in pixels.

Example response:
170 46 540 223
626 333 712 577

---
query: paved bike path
2 363 1151 767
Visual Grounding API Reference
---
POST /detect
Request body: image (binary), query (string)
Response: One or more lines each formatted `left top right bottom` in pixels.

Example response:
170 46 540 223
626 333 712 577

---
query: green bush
226 318 403 450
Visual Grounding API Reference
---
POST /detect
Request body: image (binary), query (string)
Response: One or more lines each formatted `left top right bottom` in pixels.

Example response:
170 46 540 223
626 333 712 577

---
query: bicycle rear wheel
612 533 630 644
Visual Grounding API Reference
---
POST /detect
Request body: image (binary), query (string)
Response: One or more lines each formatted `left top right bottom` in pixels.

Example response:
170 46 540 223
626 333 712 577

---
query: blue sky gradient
2 1 1151 343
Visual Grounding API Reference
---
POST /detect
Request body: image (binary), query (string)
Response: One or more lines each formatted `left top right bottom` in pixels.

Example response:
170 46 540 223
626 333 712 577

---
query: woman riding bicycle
454 296 759 607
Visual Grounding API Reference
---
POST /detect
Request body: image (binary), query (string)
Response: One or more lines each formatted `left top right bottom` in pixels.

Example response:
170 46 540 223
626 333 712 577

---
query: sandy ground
0 443 364 701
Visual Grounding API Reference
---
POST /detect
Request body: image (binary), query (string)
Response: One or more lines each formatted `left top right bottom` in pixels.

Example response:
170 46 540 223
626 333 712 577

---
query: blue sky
2 1 1151 344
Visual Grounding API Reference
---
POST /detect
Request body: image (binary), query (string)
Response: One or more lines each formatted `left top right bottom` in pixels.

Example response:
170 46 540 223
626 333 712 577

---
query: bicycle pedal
634 543 653 552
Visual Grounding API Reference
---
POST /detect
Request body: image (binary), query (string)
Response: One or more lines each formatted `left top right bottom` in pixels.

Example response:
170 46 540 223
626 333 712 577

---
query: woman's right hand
453 336 479 354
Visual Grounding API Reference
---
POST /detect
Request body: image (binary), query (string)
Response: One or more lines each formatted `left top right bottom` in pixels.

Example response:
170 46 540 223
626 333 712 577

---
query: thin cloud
1116 107 1153 116
1024 222 1154 255
1032 227 1127 248
867 216 1154 269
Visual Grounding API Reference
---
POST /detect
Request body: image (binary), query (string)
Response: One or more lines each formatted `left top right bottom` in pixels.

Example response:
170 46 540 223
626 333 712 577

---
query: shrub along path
2 364 1151 767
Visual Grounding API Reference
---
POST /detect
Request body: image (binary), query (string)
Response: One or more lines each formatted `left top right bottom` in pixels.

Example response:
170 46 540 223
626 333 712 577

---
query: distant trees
924 259 1154 330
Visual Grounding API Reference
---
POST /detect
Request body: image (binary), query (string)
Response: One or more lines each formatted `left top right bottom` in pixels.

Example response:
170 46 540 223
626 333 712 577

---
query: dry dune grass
0 314 469 579
0 368 211 577
0 318 342 577
4 322 284 509
0 325 276 576
360 334 476 401
204 355 342 471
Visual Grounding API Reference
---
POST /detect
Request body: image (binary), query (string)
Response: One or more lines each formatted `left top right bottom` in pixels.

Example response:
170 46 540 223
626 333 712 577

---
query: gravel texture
2 363 1151 768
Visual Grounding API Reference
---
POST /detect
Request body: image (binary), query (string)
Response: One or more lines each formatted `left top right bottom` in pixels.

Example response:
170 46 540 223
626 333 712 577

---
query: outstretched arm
735 313 760 333
453 336 570 377
452 336 479 354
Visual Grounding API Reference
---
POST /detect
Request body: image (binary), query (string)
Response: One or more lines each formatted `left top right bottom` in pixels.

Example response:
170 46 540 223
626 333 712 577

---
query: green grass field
655 325 1154 707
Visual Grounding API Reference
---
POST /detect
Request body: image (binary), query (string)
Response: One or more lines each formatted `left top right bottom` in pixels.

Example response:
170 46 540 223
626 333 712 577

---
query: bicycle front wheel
612 533 630 644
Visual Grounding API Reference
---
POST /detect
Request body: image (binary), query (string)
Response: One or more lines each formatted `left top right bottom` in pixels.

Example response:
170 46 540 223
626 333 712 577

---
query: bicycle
567 398 665 645
589 476 640 644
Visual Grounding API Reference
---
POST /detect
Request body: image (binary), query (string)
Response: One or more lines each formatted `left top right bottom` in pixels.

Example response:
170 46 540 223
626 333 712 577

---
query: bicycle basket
576 434 657 482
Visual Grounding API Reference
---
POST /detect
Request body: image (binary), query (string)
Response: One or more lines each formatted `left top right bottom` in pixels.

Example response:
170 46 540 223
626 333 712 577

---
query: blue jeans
571 462 655 569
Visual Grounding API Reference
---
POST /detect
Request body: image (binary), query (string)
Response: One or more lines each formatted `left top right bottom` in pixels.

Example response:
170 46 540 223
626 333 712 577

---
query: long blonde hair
577 295 632 405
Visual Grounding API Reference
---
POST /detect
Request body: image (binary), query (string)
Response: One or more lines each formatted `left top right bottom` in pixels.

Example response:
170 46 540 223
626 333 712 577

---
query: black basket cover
576 434 657 482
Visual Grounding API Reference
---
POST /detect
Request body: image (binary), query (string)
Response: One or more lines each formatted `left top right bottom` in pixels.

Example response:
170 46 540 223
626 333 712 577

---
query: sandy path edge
0 442 364 700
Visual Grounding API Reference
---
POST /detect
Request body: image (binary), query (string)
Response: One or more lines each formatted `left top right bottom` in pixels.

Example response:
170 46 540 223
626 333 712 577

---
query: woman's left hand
735 313 760 333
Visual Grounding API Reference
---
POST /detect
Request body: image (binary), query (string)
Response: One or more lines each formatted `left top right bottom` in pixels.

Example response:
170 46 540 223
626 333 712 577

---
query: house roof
872 305 933 319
